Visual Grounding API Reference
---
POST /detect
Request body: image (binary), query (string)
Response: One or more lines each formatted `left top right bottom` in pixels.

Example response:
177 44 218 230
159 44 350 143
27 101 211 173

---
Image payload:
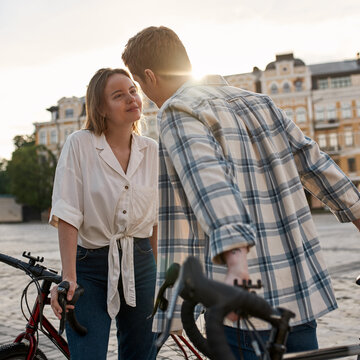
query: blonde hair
84 68 141 135
122 26 192 81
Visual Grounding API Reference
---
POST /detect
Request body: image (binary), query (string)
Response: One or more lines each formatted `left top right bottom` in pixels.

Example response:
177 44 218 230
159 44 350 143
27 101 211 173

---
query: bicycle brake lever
148 263 180 319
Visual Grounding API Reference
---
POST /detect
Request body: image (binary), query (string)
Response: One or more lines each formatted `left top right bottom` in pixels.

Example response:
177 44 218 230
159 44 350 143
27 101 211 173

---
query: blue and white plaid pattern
153 75 360 332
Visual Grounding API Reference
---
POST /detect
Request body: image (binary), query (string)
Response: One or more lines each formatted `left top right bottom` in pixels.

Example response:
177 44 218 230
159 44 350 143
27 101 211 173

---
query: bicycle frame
13 277 70 360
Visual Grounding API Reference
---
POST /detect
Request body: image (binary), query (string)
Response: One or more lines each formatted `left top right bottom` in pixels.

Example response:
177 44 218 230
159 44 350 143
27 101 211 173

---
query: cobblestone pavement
0 213 359 359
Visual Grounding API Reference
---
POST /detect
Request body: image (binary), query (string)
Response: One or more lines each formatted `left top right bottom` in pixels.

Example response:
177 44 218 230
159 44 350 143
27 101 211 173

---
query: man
122 26 360 358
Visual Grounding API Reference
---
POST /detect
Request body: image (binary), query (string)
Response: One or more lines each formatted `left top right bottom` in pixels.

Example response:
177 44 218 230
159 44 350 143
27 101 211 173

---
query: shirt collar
93 132 148 179
161 74 229 110
93 132 148 151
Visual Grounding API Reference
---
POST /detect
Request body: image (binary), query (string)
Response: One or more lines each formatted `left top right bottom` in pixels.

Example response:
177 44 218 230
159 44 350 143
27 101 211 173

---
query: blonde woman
50 68 157 360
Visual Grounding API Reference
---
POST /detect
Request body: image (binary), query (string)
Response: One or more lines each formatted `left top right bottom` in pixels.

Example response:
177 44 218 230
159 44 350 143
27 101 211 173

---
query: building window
284 109 294 121
39 131 47 145
318 79 329 89
270 84 278 94
295 107 307 123
348 158 356 173
331 76 351 88
294 80 303 92
357 101 360 117
341 102 352 119
283 82 291 93
326 104 336 120
329 133 338 149
65 108 74 118
344 127 353 147
315 106 325 121
318 134 327 148
50 130 58 144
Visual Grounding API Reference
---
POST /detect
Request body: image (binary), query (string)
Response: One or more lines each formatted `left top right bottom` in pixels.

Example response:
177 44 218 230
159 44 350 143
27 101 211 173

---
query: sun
191 68 207 80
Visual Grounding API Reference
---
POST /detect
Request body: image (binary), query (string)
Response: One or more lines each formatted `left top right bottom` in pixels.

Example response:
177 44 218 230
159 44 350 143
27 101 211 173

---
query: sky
0 0 359 160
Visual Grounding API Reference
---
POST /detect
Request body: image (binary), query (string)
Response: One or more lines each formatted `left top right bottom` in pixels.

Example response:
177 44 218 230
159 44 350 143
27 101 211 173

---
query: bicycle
0 251 86 360
154 256 360 360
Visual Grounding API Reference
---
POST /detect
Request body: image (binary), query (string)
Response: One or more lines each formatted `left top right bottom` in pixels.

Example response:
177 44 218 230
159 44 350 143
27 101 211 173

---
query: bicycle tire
0 343 47 360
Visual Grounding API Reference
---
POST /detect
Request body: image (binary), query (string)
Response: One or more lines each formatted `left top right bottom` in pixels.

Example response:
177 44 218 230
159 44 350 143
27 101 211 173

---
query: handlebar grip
206 306 236 360
66 308 88 336
57 281 87 336
181 300 213 358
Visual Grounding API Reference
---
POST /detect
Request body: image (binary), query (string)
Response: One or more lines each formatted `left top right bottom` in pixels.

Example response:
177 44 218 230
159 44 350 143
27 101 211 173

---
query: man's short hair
122 26 192 80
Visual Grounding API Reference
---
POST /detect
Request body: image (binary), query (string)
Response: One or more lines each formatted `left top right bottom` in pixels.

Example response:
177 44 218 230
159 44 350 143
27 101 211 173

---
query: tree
13 134 35 149
7 135 57 212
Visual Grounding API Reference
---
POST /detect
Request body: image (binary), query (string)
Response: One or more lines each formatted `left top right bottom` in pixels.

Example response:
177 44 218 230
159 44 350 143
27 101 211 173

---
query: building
34 53 360 208
309 56 360 192
34 97 86 158
225 53 360 207
0 195 22 222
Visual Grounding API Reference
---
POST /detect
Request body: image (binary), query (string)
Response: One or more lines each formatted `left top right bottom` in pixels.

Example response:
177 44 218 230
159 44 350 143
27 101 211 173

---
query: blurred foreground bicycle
155 256 360 360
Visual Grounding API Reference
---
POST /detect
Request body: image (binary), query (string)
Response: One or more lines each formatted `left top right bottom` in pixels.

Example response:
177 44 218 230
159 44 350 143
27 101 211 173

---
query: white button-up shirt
50 130 158 318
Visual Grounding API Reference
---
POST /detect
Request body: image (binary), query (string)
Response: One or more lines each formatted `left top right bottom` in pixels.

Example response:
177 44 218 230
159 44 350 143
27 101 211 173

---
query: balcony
320 145 341 155
314 118 339 129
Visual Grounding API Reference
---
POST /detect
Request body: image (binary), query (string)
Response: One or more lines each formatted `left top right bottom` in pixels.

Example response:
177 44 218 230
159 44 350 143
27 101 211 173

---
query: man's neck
156 75 191 108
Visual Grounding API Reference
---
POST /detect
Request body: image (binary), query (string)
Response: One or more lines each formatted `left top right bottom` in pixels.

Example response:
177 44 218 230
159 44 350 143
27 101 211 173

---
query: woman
49 68 158 360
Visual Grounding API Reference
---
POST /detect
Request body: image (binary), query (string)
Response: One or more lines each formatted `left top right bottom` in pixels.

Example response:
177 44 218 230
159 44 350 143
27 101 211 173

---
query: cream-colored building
34 96 86 158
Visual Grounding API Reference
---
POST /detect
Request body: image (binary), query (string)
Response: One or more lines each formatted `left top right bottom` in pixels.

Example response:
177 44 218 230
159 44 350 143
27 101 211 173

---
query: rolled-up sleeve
160 100 256 264
272 100 360 222
49 136 84 229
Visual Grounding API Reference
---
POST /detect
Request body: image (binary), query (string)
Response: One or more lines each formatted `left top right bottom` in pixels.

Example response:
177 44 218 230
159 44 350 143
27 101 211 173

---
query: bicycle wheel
157 314 209 360
0 343 47 360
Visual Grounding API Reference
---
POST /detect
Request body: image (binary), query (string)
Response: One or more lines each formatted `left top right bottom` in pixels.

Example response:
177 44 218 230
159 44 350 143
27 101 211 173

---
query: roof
309 59 360 77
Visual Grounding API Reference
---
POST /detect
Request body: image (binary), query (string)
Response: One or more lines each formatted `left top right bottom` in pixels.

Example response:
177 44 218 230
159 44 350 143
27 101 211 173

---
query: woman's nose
127 93 136 103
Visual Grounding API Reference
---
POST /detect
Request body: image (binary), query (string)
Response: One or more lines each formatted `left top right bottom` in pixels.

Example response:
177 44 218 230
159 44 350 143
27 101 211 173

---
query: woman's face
102 73 142 130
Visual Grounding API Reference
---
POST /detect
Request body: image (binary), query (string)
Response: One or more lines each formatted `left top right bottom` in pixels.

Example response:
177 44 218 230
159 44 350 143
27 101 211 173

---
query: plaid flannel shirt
153 75 360 332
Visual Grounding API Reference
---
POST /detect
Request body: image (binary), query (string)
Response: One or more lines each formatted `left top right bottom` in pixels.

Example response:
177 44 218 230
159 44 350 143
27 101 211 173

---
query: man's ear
144 69 157 85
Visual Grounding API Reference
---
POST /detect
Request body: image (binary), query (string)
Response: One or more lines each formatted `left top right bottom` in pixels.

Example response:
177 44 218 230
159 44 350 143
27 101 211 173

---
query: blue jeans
224 320 318 360
66 238 157 360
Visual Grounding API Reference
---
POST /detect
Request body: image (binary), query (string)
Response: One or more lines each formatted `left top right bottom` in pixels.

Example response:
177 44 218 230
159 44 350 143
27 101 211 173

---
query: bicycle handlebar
157 256 295 360
57 281 87 336
0 252 87 337
0 252 62 283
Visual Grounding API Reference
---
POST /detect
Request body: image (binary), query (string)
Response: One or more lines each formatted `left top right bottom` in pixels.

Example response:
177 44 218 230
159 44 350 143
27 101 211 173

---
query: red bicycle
0 252 86 360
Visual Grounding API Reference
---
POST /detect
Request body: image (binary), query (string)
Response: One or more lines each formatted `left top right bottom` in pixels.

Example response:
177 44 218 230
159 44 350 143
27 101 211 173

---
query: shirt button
123 210 127 214
125 185 129 190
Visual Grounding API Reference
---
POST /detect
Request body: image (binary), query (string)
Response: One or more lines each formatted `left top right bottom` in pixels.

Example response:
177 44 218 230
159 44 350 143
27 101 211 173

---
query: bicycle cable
18 263 42 353
236 316 245 360
244 317 271 360
18 261 60 350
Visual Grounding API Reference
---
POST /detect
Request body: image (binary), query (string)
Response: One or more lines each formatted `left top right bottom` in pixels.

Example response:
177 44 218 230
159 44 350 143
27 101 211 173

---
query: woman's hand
50 280 77 320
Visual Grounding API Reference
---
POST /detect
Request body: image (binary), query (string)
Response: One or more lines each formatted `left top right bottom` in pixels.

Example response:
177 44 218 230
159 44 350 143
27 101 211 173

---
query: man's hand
222 247 249 321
